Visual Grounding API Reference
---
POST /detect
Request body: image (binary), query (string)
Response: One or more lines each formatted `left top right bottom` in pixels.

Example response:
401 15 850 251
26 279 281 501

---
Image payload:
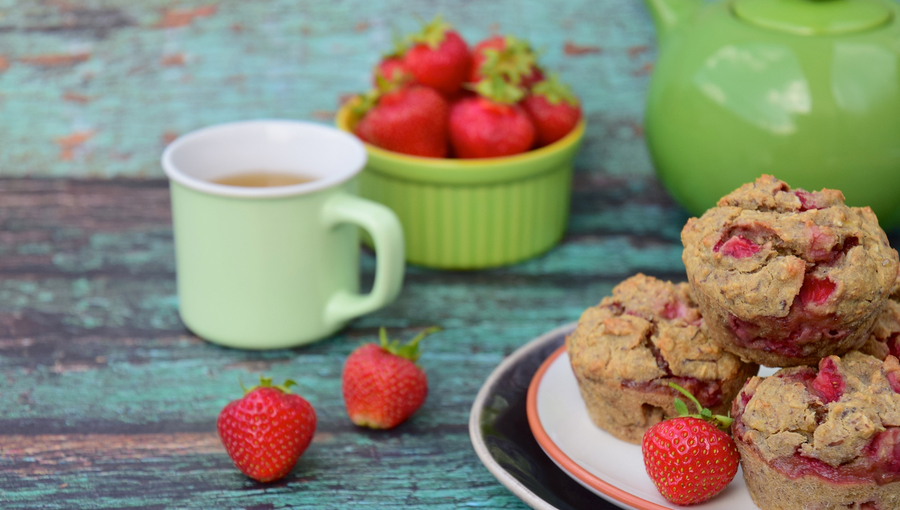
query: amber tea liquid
212 171 315 188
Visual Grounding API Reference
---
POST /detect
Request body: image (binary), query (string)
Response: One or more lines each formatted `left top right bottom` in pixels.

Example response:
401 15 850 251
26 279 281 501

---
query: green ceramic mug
161 120 405 349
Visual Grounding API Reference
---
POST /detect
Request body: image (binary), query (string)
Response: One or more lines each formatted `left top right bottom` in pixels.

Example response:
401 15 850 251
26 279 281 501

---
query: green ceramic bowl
336 103 586 269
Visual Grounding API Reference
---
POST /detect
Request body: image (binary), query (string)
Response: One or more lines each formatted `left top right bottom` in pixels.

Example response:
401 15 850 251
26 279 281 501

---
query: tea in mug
212 171 315 188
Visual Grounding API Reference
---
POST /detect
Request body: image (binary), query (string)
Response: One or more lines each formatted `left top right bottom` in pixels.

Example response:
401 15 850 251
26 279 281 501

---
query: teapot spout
643 0 701 41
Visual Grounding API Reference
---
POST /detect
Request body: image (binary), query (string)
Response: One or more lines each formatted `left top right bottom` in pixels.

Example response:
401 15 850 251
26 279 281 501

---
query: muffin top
734 351 900 470
566 273 745 384
681 175 898 321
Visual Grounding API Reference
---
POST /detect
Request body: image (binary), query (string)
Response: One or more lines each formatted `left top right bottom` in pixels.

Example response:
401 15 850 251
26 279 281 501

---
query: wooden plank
1 432 514 509
0 176 690 508
0 0 657 179
2 178 898 507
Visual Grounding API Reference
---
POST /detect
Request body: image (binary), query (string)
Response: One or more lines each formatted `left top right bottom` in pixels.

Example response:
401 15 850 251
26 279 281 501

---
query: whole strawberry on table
351 15 582 159
217 377 317 483
342 326 440 429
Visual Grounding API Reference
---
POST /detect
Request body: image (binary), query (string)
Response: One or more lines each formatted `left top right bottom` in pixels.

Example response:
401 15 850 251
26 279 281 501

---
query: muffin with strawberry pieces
566 273 758 444
682 175 900 367
732 351 900 510
861 276 900 361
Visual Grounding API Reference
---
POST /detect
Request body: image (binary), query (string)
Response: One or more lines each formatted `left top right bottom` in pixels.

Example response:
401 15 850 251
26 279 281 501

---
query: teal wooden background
0 0 657 179
0 178 691 509
5 2 900 509
0 2 673 509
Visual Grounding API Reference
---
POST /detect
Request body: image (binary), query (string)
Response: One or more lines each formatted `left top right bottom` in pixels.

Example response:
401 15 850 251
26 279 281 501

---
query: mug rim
161 119 367 199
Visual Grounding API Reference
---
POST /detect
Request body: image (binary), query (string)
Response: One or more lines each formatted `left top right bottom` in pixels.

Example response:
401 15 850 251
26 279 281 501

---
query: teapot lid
733 0 892 35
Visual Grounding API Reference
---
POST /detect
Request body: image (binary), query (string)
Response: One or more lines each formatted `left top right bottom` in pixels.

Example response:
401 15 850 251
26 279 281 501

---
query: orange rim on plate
525 345 673 510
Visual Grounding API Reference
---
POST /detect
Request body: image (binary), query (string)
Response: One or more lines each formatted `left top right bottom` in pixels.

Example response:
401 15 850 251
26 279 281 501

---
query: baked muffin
732 351 900 510
566 273 758 444
682 175 899 367
861 276 900 361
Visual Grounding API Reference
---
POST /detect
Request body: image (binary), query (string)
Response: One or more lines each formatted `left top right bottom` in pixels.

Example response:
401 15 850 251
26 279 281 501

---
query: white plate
527 346 775 510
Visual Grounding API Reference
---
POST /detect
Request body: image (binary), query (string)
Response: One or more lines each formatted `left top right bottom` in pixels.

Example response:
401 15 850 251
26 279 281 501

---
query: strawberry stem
408 14 452 49
531 73 579 106
470 74 525 105
350 71 411 118
477 35 539 86
243 376 297 395
384 30 411 58
668 382 734 430
351 89 381 118
379 326 442 362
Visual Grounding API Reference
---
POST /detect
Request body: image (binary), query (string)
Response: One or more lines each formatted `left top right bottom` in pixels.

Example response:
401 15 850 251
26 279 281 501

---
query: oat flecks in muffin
568 273 743 384
737 352 900 467
861 276 900 360
567 273 757 443
741 375 817 440
571 312 665 382
682 175 900 366
733 352 900 509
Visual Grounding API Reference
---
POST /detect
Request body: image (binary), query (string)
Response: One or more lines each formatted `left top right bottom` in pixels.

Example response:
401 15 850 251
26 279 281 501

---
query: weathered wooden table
6 1 896 509
0 174 703 509
0 0 670 507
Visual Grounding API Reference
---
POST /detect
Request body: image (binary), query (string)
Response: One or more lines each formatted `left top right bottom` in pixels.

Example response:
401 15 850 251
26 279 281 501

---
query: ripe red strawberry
449 76 535 158
372 37 412 86
342 327 440 429
404 16 471 96
522 73 582 147
373 55 409 85
217 377 316 483
469 34 544 88
352 78 450 157
642 384 739 505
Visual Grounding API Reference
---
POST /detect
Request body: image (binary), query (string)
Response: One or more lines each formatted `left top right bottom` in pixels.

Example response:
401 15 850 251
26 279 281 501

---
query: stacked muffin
566 273 758 443
682 175 898 368
567 175 900 509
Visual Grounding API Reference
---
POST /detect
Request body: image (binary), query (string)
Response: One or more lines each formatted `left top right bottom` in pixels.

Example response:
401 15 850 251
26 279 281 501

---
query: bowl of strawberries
336 16 585 270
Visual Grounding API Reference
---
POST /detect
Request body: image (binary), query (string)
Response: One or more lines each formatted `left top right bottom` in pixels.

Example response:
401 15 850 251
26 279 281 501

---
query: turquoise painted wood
0 1 707 508
0 0 656 179
0 176 698 509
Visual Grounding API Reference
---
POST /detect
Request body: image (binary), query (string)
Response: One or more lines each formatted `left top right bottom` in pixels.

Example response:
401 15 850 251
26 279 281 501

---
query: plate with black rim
468 322 625 510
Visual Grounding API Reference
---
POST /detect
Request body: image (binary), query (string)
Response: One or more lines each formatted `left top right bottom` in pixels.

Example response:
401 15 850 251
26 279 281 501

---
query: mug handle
321 192 405 328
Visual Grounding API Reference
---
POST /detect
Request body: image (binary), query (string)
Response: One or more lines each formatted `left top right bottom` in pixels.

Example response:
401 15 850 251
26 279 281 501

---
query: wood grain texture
12 2 899 508
0 175 695 509
0 0 656 179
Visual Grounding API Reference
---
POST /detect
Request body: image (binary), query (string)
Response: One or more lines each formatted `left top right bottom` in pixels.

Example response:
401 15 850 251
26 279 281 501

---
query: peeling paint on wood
0 0 728 507
61 91 91 104
159 53 185 67
0 176 708 509
563 42 602 55
153 5 218 29
18 53 92 68
0 0 657 178
2 433 223 463
54 131 94 161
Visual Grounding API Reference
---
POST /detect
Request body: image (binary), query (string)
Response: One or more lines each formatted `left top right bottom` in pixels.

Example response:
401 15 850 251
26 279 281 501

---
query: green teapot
643 0 900 229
